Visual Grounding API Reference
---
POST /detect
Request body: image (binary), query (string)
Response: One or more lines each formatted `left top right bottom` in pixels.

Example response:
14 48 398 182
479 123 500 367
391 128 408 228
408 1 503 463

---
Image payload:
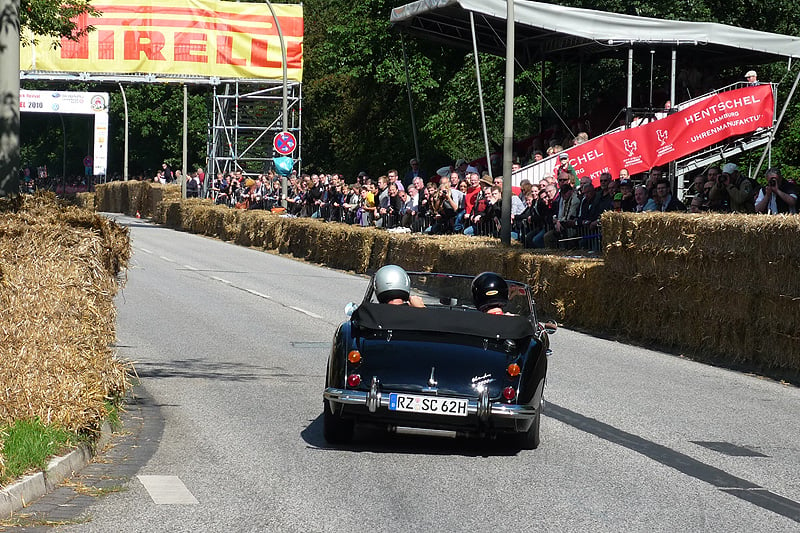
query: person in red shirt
464 169 482 221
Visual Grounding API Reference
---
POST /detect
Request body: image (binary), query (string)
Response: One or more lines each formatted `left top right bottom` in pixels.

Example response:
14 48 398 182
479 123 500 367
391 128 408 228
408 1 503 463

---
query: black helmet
471 272 509 312
374 265 411 303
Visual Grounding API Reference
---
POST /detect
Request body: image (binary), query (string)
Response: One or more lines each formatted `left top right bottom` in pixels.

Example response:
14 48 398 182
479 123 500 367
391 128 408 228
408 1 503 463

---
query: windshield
366 272 533 317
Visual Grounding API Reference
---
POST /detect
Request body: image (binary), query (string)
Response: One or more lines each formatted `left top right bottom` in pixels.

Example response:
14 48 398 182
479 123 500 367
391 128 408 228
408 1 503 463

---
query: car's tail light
347 374 361 387
502 386 516 401
347 350 362 364
507 363 521 377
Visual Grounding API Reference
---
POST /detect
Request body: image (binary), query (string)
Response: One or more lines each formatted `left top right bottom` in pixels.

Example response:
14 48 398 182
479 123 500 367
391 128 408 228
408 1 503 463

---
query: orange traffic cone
136 211 141 218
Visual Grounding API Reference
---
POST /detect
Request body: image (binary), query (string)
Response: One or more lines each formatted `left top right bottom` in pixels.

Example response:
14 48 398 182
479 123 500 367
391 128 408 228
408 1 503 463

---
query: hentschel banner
21 0 303 81
560 85 774 181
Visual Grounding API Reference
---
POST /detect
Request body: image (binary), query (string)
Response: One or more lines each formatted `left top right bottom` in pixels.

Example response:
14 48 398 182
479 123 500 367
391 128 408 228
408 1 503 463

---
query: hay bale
0 194 130 435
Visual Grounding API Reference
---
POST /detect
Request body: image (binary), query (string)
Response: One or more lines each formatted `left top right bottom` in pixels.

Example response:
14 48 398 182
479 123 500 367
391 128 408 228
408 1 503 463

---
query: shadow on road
301 413 521 457
135 358 269 382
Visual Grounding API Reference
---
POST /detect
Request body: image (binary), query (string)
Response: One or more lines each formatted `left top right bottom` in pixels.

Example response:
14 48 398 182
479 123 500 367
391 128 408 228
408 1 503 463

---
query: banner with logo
556 85 774 182
20 0 303 81
20 91 110 177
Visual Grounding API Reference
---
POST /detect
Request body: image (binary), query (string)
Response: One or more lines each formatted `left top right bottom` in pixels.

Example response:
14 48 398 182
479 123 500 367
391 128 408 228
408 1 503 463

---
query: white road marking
183 265 198 271
137 475 198 505
289 306 323 319
138 248 153 254
211 276 231 284
159 256 175 263
244 288 272 299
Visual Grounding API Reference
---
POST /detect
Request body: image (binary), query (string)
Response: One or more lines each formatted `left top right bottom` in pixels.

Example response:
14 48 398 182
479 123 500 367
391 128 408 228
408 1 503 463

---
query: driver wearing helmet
472 272 511 315
374 265 425 307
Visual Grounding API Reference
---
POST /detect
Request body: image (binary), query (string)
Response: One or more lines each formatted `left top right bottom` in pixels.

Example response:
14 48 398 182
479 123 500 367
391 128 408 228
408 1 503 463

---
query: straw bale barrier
0 193 131 477
95 181 800 380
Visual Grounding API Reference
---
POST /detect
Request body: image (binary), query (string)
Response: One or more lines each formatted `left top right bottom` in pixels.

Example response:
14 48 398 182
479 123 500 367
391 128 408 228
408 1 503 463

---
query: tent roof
390 0 800 64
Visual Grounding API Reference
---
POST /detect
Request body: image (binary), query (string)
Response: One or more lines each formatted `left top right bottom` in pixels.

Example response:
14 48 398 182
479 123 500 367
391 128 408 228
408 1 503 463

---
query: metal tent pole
119 83 129 181
670 48 676 106
400 34 421 167
626 46 633 127
470 11 493 177
501 0 515 245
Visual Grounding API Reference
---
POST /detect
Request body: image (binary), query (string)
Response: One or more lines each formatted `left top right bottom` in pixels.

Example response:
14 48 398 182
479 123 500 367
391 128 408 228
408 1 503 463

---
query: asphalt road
52 215 800 532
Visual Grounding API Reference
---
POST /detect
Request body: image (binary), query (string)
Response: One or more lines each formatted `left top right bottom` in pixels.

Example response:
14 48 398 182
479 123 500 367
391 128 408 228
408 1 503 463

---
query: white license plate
388 393 469 417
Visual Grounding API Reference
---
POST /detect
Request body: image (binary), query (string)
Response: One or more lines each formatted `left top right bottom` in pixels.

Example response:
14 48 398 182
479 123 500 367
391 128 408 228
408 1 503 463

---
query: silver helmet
373 265 411 303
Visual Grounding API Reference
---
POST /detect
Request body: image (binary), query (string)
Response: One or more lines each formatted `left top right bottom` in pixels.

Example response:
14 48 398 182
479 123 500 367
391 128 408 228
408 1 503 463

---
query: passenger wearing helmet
471 272 510 315
373 265 425 307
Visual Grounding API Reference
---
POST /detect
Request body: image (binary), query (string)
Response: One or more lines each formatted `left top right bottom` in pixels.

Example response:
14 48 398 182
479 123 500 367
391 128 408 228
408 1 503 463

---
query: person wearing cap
709 162 755 213
619 179 636 212
612 192 624 212
553 152 577 185
745 70 759 86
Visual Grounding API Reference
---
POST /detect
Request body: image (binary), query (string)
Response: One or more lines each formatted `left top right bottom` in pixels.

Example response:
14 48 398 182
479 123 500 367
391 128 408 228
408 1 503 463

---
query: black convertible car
323 270 553 449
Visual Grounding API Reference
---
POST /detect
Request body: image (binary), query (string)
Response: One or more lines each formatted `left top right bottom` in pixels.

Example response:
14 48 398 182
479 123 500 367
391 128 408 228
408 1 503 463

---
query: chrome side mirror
344 302 358 317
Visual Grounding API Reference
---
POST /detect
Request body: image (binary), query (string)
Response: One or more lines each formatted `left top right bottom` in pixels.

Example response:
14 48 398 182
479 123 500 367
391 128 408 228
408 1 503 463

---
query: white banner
19 90 109 177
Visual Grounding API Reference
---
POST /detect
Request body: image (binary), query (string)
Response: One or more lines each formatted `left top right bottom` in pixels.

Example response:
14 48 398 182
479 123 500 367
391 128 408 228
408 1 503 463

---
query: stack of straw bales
0 193 131 459
602 211 800 371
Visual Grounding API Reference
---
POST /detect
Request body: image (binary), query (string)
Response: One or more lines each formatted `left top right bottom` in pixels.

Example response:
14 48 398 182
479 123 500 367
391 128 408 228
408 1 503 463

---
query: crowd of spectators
199 153 796 251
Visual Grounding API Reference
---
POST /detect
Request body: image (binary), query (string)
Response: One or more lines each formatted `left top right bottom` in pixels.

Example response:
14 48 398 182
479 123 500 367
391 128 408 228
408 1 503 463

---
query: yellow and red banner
20 0 303 81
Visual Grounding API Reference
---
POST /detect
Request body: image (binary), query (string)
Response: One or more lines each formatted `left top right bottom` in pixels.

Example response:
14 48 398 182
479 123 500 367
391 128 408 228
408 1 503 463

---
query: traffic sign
273 131 297 155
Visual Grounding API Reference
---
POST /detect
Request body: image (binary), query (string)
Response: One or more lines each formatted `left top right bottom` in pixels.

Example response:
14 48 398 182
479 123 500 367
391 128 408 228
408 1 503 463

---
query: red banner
561 85 774 181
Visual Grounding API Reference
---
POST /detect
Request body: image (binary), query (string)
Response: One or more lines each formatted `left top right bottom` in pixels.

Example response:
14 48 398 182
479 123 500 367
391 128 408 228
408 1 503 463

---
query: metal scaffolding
210 79 302 179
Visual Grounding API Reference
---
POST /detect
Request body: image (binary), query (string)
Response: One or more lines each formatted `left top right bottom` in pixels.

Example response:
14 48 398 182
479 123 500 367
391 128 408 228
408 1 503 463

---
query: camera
769 179 777 187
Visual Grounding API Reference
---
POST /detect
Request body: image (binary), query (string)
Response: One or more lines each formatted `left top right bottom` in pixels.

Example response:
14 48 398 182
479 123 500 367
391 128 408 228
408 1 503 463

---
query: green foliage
106 85 209 177
21 0 99 46
0 418 76 485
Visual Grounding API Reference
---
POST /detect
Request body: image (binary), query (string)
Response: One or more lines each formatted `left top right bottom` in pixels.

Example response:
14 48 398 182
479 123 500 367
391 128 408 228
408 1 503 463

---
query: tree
2 0 98 197
20 0 98 46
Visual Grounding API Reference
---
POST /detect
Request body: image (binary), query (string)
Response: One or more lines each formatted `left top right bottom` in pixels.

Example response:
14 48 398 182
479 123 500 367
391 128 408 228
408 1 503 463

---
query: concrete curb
0 420 112 519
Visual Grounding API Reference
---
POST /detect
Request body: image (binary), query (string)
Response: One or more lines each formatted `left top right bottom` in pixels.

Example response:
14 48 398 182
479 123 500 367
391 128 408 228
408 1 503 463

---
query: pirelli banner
20 0 303 81
553 85 775 182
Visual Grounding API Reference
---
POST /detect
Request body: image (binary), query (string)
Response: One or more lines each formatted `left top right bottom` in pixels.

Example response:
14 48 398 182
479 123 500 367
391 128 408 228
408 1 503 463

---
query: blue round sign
273 132 297 155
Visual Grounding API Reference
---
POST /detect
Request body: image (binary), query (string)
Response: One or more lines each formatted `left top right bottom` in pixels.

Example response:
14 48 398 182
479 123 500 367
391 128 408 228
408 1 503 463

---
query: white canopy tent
390 0 800 63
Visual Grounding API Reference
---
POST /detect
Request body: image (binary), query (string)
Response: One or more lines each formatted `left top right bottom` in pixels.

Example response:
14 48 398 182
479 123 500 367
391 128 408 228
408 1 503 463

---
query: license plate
388 393 469 417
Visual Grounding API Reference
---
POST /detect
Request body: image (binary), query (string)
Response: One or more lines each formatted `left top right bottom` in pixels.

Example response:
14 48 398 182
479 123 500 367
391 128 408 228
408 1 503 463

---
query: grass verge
0 419 78 486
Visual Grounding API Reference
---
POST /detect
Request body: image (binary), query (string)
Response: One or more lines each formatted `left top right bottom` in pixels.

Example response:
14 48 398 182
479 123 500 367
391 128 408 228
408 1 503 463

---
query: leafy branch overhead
20 0 98 47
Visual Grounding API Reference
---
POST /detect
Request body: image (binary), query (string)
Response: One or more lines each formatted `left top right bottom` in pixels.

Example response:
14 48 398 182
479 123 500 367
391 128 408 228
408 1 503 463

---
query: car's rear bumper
323 387 538 422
